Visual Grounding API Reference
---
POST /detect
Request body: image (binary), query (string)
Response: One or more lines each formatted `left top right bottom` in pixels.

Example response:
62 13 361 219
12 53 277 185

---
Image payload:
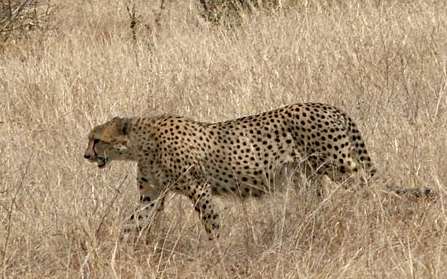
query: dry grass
1 0 447 277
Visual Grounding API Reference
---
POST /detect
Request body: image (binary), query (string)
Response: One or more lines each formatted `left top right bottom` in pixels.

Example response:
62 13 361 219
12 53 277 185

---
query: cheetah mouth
96 156 109 169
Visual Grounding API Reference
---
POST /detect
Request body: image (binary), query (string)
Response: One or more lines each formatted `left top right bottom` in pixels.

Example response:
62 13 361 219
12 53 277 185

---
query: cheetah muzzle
95 156 108 169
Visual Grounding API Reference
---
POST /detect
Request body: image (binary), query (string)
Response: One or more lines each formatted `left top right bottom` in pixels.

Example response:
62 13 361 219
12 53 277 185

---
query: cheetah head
84 117 131 169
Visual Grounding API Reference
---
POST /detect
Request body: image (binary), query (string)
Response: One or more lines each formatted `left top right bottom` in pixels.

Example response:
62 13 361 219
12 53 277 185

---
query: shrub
0 0 53 44
199 0 281 24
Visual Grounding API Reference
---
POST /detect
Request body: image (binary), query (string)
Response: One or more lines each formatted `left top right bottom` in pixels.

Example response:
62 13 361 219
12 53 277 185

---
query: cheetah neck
124 117 160 163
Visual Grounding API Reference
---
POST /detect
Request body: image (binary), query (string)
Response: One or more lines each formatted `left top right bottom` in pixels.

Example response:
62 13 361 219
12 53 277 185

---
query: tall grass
0 0 446 277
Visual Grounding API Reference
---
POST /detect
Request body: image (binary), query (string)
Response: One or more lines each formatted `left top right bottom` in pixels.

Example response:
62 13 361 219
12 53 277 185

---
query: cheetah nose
84 153 91 160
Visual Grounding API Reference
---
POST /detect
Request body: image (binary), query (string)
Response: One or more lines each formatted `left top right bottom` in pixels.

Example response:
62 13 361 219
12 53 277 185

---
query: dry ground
1 0 447 278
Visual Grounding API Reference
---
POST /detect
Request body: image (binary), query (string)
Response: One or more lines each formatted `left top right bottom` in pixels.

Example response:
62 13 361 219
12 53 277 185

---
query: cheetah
84 102 433 239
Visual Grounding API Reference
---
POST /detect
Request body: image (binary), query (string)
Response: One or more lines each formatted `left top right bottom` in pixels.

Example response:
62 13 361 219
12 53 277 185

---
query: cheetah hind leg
283 160 328 198
299 160 357 198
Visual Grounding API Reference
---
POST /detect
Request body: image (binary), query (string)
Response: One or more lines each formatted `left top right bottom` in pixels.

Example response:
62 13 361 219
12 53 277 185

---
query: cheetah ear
112 117 131 135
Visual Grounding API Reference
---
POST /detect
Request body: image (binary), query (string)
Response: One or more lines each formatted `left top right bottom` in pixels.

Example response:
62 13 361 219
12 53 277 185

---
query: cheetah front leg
123 169 165 236
175 182 221 240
